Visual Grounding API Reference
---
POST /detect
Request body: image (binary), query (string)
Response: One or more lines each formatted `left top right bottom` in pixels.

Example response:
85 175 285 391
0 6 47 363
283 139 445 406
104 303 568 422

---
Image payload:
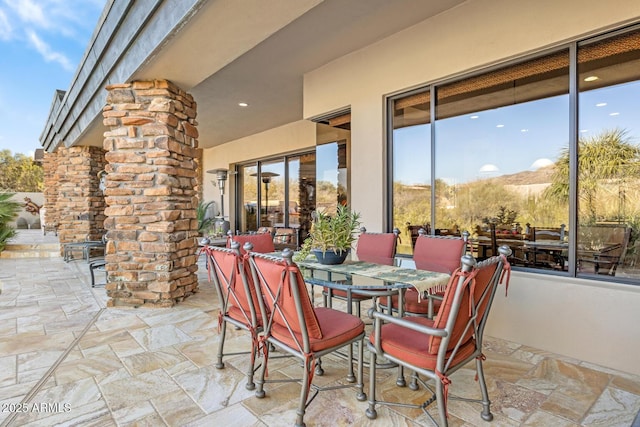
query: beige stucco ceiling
128 0 465 149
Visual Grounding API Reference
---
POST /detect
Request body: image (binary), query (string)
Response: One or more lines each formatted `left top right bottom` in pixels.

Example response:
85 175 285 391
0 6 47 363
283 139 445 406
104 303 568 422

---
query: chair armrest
367 306 447 354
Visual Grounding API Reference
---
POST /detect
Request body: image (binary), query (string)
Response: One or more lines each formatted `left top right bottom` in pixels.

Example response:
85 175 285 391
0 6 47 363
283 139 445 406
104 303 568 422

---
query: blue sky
0 0 104 156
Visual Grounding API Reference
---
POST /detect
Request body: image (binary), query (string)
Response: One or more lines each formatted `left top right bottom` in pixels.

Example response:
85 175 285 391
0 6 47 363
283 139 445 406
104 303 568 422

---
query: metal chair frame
248 249 366 427
366 246 511 426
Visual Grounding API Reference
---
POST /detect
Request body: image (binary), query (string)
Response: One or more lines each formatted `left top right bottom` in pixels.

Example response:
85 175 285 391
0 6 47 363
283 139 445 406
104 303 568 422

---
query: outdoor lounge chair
365 246 511 426
63 234 106 262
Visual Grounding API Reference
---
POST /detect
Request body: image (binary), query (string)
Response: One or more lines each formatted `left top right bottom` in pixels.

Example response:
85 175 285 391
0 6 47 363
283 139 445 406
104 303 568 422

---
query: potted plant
295 205 361 264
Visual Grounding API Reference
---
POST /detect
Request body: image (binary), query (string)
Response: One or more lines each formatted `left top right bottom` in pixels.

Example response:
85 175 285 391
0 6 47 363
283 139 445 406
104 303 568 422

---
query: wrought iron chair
248 249 366 427
383 232 467 319
227 231 276 255
322 227 400 317
366 246 511 426
205 241 262 390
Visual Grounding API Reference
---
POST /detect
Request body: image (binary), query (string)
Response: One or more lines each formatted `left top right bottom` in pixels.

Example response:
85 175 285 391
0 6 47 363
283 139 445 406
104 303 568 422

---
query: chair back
248 250 322 351
533 225 566 241
228 232 275 254
428 248 510 358
206 242 261 326
413 234 466 274
356 227 400 265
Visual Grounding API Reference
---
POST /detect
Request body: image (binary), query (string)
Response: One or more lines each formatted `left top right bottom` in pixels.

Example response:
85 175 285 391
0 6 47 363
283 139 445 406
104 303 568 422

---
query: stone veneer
47 146 106 245
102 80 199 308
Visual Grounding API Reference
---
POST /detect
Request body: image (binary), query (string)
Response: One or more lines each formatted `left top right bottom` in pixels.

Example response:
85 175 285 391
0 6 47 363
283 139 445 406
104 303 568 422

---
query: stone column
102 79 199 308
54 146 107 245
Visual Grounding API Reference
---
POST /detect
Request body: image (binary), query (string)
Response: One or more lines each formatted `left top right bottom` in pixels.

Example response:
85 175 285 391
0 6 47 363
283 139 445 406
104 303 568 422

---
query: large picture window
389 25 640 283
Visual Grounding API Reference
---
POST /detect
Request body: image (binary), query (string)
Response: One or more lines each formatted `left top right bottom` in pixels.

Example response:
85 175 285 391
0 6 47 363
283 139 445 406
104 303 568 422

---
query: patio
1 231 640 426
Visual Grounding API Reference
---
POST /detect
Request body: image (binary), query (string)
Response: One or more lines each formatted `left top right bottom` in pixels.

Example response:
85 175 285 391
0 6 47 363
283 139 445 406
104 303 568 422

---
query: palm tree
545 128 640 222
0 193 21 252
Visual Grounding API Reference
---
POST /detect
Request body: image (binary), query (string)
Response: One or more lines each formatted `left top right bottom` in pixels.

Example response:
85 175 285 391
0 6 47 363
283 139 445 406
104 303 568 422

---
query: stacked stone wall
102 79 199 308
54 146 107 245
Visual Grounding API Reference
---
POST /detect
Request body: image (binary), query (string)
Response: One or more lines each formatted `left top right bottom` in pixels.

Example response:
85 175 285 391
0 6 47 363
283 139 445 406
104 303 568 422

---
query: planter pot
312 249 349 265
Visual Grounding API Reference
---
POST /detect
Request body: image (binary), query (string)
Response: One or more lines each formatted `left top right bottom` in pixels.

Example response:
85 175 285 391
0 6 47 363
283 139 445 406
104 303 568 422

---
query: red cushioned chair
227 232 276 255
205 241 263 390
384 232 467 320
248 249 366 427
322 227 400 317
365 247 511 426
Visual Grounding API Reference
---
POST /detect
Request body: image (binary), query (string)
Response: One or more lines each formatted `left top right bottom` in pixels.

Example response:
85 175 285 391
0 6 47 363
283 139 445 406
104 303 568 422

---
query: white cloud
0 9 12 40
6 0 48 29
27 29 73 71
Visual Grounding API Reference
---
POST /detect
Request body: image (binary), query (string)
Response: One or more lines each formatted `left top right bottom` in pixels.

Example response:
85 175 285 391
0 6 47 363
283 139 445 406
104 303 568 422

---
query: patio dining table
295 256 451 317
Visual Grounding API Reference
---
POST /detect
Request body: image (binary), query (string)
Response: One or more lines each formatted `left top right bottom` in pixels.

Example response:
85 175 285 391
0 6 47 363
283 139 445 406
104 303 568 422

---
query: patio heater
207 168 230 235
252 171 279 226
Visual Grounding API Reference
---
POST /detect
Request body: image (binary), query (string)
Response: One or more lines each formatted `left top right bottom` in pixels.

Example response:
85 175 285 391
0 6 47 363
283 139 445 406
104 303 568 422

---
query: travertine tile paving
1 231 640 426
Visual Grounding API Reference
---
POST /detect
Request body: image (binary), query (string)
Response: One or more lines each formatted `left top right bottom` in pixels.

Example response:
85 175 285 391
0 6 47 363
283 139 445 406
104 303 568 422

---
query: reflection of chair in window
365 248 511 426
529 225 567 268
407 223 430 249
578 225 631 275
248 250 366 427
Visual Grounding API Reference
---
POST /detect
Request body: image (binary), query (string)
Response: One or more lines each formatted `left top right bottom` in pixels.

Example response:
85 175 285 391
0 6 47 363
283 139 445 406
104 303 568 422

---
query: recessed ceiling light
584 76 599 82
470 115 479 119
238 102 249 107
609 112 620 116
596 102 607 107
496 124 504 128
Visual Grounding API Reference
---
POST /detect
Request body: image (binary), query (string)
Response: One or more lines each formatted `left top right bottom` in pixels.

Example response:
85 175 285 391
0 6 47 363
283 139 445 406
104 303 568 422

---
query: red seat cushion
273 307 364 352
391 288 442 314
323 287 370 301
368 316 475 370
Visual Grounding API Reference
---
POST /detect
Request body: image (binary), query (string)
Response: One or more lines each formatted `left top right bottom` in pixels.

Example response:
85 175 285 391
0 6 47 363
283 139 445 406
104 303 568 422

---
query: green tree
0 192 21 252
545 129 640 222
0 150 44 192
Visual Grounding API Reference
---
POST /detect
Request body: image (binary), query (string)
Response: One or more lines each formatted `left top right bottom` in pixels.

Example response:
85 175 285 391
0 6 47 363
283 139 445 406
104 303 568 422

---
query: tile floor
1 231 640 426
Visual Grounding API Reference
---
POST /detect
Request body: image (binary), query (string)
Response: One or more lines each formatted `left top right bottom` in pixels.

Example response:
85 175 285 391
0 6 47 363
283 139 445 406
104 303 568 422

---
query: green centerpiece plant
294 205 361 264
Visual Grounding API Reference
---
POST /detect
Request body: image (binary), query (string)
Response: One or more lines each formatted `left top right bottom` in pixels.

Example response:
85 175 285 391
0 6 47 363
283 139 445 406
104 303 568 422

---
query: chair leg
356 339 366 401
295 358 312 427
245 341 256 390
216 322 227 369
476 357 494 421
435 375 448 427
409 371 419 390
255 345 267 399
365 349 378 419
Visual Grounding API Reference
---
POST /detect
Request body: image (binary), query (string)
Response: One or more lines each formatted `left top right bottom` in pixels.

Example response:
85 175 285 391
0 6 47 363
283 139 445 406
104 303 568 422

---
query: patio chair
88 257 107 288
322 227 400 317
205 241 263 390
381 232 467 319
248 249 366 427
366 246 511 426
63 233 106 263
273 227 300 251
227 231 275 255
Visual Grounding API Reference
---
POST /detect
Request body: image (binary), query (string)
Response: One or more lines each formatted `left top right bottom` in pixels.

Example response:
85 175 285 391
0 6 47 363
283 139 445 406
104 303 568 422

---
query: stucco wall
300 0 640 374
198 0 640 375
7 193 44 229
